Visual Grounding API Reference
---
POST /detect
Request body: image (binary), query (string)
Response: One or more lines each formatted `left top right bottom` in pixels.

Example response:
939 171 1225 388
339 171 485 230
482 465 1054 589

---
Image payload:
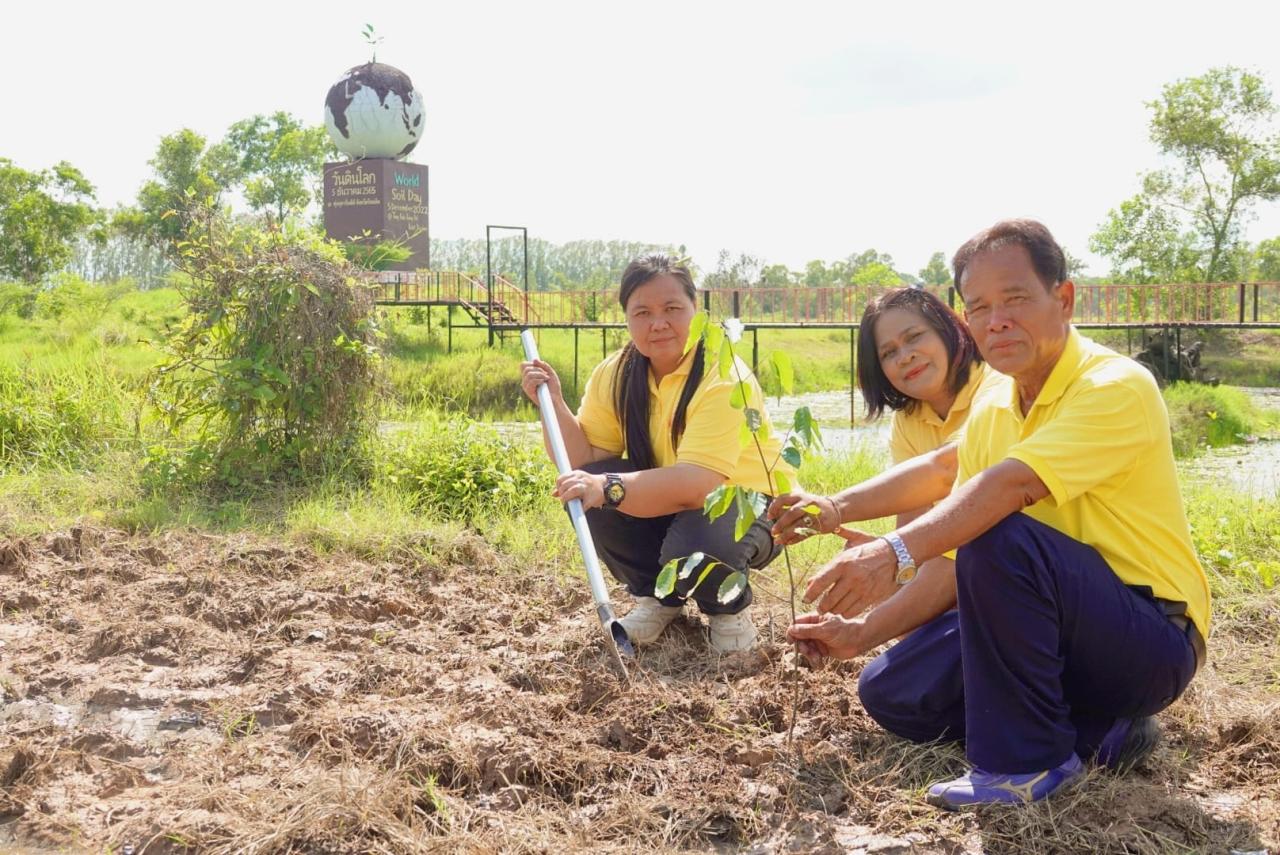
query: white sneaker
619 597 682 645
708 609 758 653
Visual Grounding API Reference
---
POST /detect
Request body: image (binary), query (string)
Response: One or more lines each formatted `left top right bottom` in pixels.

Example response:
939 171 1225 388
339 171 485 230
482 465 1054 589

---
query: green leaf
756 422 771 444
704 323 724 366
684 311 708 355
781 445 802 468
655 558 679 598
792 405 823 450
734 488 764 542
770 351 794 396
772 469 791 496
802 503 822 515
717 571 747 605
729 384 746 409
718 337 734 380
678 551 706 581
703 484 730 518
738 420 753 449
690 560 720 595
706 483 736 522
302 281 320 297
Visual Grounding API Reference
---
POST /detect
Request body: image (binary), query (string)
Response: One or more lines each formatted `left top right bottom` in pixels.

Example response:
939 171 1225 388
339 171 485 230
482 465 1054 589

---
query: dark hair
951 218 1067 298
857 287 983 420
612 254 704 471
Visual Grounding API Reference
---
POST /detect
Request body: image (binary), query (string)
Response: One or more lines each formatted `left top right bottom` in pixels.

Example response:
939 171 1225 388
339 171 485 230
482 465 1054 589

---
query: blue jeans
858 513 1199 773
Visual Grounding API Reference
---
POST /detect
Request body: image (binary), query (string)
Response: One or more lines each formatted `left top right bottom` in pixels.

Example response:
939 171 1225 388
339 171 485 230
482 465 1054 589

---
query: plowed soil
0 526 1276 854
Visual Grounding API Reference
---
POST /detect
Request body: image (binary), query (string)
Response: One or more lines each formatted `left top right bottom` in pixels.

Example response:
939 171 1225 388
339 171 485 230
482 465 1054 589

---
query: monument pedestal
322 159 429 271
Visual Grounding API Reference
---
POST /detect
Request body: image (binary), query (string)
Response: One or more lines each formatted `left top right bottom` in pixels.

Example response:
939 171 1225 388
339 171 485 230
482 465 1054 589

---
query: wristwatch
881 532 918 585
603 473 626 507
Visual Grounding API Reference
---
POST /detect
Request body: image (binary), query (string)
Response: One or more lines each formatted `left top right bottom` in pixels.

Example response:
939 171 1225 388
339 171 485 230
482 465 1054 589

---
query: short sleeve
674 378 745 478
576 362 624 455
955 413 984 489
1006 382 1153 507
888 413 916 465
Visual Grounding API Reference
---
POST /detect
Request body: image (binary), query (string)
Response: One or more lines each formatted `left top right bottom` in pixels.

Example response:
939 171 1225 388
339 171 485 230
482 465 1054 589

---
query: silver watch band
881 532 915 571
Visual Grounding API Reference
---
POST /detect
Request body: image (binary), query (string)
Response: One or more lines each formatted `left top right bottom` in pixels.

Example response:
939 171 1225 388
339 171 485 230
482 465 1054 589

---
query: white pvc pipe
521 330 613 608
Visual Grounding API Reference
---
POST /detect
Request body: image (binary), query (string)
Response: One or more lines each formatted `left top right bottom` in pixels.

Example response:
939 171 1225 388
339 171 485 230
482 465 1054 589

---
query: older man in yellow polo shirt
773 219 1208 808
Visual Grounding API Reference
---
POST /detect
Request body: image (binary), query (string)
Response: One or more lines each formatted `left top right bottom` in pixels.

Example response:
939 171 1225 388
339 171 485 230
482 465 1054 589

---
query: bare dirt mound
0 526 1275 854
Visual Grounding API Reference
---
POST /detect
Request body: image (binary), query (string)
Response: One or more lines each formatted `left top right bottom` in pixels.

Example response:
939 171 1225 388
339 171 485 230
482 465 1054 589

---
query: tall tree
1254 236 1280 280
225 112 332 222
1092 67 1280 283
0 158 99 283
918 251 952 286
116 129 240 248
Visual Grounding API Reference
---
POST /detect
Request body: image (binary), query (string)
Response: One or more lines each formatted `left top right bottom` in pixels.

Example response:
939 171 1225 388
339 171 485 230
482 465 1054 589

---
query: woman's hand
786 612 871 664
554 470 606 510
520 359 563 407
767 491 842 545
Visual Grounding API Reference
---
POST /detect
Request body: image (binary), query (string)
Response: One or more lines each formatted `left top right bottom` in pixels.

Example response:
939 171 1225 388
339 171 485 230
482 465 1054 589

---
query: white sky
6 0 1280 278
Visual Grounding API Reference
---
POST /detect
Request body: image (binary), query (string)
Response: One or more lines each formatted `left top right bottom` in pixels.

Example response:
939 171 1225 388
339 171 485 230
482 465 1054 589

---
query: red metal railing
373 275 1280 327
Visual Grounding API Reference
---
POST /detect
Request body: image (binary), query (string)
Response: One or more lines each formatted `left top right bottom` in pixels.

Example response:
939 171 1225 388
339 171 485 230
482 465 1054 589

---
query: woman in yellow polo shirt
785 287 1000 677
519 254 786 654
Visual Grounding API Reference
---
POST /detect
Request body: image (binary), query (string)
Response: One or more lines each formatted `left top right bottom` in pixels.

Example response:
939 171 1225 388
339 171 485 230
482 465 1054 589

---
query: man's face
959 244 1074 383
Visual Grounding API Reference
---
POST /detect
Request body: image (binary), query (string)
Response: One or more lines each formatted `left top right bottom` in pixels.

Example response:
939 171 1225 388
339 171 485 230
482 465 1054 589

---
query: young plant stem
729 349 802 747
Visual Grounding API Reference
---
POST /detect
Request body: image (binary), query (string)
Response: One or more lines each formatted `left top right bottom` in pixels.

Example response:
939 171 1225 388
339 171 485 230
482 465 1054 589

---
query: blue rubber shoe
1095 716 1160 771
927 753 1084 809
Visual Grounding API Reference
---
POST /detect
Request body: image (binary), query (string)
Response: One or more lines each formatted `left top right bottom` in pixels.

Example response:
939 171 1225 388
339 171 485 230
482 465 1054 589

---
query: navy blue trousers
858 513 1199 773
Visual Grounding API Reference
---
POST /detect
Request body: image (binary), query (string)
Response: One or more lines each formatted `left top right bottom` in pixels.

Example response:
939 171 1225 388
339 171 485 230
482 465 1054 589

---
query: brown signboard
322 159 430 271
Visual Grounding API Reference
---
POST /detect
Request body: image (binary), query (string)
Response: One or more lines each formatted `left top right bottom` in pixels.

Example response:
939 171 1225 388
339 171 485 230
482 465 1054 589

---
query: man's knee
857 652 896 720
956 512 1043 582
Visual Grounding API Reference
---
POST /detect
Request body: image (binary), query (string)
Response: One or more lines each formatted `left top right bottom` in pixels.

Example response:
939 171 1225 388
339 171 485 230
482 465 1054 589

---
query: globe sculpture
324 62 425 160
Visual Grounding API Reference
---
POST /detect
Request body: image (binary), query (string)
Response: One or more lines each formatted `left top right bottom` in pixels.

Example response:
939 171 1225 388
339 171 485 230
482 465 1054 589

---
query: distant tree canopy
225 112 334 222
430 238 684 291
0 158 100 283
114 128 240 250
1092 66 1280 283
918 252 951 287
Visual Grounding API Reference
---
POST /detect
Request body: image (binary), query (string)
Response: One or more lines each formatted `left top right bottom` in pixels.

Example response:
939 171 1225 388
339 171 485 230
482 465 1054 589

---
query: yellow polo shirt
888 361 1005 465
577 347 792 496
956 328 1210 636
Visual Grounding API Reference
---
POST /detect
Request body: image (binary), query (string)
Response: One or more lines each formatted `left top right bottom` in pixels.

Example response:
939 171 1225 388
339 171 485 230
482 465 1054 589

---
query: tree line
1 66 1279 290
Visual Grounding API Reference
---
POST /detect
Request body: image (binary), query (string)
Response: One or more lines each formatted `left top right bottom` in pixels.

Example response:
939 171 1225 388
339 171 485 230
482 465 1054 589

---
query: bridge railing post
1239 283 1246 324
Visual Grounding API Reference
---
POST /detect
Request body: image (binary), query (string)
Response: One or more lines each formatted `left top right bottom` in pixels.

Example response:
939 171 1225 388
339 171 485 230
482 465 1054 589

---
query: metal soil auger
520 330 634 682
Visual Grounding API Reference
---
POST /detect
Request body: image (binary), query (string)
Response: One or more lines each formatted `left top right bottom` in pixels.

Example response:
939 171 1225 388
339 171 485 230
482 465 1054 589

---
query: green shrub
1163 382 1278 457
148 207 382 484
0 281 36 318
375 416 551 523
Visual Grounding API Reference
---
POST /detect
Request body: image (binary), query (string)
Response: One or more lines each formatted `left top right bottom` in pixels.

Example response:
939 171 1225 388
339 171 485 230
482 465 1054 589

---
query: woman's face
874 306 952 407
624 274 697 368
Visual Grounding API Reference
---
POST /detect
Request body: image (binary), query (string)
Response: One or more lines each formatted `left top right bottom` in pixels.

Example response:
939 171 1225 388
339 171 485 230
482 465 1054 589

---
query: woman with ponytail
520 254 788 653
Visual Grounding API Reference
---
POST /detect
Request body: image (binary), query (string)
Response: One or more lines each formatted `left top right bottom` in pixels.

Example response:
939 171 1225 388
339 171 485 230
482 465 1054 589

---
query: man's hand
554 470 605 510
787 612 871 663
768 491 841 545
804 537 898 617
